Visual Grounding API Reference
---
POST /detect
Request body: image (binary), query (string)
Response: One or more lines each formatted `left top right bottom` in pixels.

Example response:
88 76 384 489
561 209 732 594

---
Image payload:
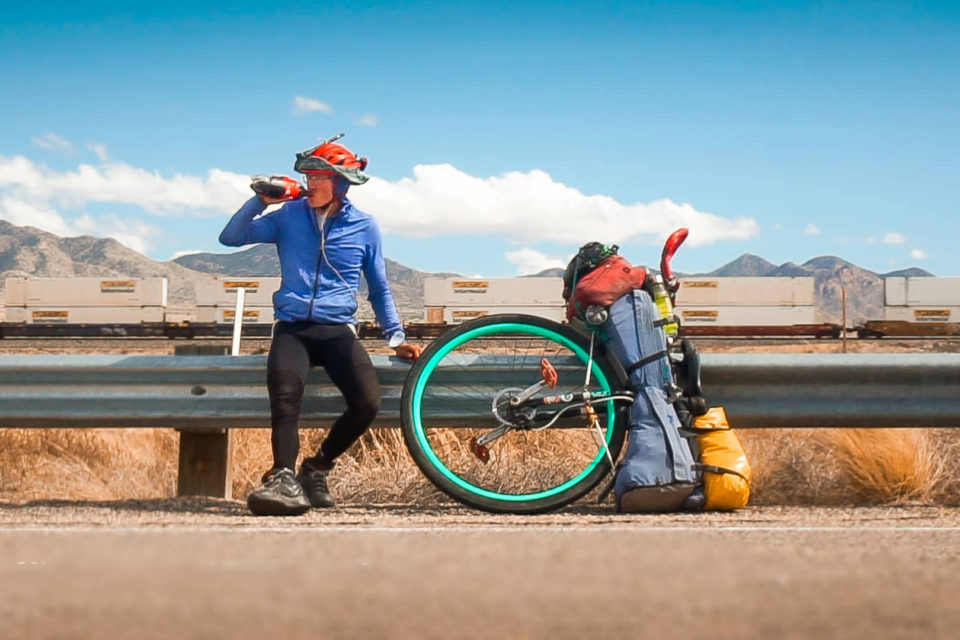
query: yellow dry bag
692 407 751 510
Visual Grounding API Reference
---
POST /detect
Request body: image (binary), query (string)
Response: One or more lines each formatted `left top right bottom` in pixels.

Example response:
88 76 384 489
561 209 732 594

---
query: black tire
400 314 629 514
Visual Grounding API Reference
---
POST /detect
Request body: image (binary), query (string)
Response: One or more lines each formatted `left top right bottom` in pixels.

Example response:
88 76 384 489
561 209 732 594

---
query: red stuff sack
566 256 647 320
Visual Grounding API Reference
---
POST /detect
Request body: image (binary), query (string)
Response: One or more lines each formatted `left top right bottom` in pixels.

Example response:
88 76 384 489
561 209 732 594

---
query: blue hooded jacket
219 196 403 343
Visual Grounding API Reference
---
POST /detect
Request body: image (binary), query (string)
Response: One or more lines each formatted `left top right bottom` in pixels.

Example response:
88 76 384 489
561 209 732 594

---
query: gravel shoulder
3 503 960 640
2 501 960 529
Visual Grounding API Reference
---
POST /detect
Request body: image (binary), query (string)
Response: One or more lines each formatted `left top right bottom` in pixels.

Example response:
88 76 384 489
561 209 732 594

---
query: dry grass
739 428 960 506
0 428 178 502
3 425 960 507
823 430 948 504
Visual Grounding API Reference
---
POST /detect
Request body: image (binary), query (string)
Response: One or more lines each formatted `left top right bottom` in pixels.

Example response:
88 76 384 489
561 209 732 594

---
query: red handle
660 228 688 288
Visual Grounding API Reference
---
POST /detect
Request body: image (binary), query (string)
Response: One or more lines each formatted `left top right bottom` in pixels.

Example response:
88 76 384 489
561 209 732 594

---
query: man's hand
394 343 422 361
259 194 290 206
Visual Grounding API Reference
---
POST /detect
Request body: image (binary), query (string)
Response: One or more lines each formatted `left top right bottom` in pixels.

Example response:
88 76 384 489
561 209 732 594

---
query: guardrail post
174 344 234 498
176 428 235 499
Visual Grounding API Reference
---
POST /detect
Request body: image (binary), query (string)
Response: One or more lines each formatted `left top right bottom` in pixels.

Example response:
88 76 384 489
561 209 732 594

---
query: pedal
540 358 558 388
469 437 490 463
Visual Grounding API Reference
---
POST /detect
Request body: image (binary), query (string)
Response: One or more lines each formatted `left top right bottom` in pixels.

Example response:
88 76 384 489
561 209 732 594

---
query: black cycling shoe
247 468 311 516
297 459 336 508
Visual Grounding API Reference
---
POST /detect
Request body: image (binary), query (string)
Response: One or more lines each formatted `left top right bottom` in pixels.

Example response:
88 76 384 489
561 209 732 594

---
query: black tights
266 321 381 471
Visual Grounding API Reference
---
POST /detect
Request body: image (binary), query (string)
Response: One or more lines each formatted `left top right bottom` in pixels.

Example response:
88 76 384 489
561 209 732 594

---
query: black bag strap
625 349 668 376
693 463 750 484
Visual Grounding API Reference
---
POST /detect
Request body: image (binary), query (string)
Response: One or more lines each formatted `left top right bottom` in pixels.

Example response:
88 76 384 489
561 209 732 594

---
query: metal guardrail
0 353 958 429
700 354 960 428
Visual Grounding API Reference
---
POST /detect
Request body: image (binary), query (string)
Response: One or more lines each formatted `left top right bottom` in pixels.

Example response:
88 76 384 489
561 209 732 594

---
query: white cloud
73 213 161 254
356 113 379 127
32 132 75 155
0 155 249 217
1 154 759 257
505 248 568 275
293 95 333 115
352 164 758 246
883 232 906 245
866 236 876 244
0 195 158 253
88 142 108 161
804 223 820 235
0 194 76 236
0 155 46 190
910 249 929 260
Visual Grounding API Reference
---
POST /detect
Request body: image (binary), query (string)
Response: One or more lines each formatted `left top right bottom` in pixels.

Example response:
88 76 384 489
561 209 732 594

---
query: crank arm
476 423 513 446
509 379 548 406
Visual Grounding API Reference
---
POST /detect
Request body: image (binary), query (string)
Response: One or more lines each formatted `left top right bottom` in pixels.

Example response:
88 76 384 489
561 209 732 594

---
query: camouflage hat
294 133 369 185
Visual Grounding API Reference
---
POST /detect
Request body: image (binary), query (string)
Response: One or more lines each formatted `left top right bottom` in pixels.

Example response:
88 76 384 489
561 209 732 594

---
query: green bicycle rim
411 322 615 502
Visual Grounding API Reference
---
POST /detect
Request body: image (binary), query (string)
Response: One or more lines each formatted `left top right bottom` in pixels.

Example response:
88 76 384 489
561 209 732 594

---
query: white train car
5 306 165 324
884 277 960 322
194 276 281 324
195 276 281 307
675 277 814 307
424 277 565 324
678 305 817 326
424 277 564 306
193 306 276 324
674 276 818 333
4 277 167 307
4 277 168 325
434 306 567 325
883 307 960 323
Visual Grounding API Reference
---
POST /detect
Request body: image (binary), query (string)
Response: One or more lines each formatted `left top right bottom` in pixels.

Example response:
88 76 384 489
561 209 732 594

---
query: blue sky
1 1 957 276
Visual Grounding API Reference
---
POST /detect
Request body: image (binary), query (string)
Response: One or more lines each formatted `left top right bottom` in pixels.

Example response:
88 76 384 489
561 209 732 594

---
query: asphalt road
2 503 959 639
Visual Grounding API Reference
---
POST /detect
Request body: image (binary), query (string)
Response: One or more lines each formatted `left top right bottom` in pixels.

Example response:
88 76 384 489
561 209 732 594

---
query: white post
231 287 245 356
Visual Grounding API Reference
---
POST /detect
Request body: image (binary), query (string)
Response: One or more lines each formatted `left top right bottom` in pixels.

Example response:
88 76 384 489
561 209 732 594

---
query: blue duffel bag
601 289 698 512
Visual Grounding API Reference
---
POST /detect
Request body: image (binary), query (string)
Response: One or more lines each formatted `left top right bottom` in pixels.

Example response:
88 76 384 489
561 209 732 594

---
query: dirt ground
2 503 959 640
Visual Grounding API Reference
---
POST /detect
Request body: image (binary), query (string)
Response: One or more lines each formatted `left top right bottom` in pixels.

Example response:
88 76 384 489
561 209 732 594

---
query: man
220 134 422 516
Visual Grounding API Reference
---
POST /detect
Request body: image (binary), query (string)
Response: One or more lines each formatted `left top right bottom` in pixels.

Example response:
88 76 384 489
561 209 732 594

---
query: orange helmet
294 133 369 184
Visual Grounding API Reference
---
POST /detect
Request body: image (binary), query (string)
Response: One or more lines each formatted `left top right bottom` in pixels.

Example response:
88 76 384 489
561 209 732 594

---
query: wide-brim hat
294 133 369 185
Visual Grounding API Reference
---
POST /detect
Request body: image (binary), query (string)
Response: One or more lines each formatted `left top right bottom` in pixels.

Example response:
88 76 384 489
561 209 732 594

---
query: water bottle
250 175 305 200
650 273 679 340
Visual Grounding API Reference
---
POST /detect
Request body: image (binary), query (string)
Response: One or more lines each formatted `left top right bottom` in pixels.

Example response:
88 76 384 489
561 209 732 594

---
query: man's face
305 173 335 208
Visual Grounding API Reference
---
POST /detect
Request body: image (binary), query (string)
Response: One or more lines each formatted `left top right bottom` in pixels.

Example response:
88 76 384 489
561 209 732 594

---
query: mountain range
695 253 933 323
0 220 203 304
0 219 935 324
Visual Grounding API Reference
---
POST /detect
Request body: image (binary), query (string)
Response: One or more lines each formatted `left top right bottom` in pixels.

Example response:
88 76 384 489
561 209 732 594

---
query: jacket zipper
306 213 327 321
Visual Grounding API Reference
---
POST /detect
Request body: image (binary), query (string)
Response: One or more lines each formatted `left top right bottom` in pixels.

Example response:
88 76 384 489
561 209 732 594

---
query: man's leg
266 322 312 471
248 323 313 516
309 327 381 465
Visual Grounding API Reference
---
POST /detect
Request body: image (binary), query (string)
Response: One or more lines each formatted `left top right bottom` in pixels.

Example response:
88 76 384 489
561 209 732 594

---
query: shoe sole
247 494 311 517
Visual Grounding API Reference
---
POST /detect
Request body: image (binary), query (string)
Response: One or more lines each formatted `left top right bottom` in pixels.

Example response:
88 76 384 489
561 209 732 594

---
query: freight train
2 275 957 340
853 276 960 338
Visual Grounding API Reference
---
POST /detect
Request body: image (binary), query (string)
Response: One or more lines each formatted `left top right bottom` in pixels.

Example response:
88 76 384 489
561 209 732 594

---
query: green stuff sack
692 407 751 510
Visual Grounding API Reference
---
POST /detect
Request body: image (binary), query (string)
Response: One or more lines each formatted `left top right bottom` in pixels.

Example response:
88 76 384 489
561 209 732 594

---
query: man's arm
362 219 404 342
361 220 422 360
219 196 281 247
